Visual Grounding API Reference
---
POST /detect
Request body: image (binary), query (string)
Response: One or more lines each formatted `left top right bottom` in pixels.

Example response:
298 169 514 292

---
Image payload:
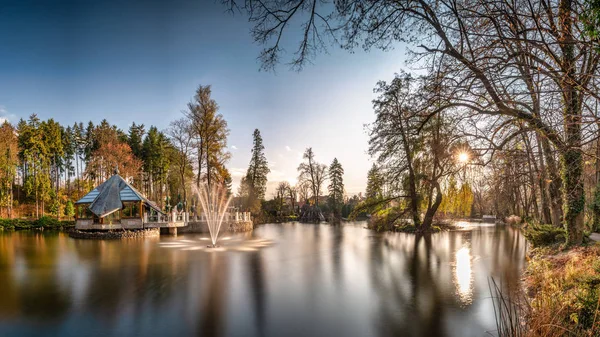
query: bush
34 216 61 227
0 217 74 230
505 215 522 226
523 223 566 247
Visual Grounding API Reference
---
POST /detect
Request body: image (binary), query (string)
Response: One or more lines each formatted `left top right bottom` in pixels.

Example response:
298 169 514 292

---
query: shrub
34 216 61 228
523 223 566 247
64 200 75 219
0 217 74 230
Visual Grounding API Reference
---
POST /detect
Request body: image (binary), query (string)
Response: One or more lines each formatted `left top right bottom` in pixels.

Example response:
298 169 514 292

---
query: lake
0 222 527 337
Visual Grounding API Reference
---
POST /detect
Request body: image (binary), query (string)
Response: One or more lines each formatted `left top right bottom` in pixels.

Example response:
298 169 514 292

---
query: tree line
0 85 231 219
236 128 349 223
0 83 354 223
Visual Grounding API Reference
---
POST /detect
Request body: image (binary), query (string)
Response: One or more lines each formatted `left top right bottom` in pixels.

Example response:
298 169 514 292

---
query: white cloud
285 145 291 152
231 145 238 150
229 167 246 177
0 106 16 124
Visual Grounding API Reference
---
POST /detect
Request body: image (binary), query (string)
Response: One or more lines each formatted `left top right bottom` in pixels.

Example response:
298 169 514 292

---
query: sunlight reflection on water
454 246 473 305
158 235 274 253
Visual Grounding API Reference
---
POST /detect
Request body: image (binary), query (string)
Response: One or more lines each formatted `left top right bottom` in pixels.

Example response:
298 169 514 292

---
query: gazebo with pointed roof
74 168 173 230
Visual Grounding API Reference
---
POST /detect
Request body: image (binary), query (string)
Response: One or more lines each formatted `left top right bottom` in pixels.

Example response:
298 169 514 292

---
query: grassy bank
0 217 75 231
520 245 600 336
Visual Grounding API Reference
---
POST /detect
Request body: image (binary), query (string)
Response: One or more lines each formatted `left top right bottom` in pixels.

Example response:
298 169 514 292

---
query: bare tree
167 118 196 210
297 147 327 207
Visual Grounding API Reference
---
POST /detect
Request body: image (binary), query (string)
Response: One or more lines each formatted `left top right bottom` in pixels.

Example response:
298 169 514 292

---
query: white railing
144 212 188 224
193 211 251 222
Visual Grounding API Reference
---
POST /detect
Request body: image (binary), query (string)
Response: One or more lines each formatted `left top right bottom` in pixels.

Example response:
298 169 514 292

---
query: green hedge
523 223 566 247
0 217 75 230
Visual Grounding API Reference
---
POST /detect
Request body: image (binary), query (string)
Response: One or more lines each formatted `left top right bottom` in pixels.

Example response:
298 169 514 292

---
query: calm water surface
0 222 526 337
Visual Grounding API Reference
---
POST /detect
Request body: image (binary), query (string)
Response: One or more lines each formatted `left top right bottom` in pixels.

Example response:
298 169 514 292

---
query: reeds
488 277 528 337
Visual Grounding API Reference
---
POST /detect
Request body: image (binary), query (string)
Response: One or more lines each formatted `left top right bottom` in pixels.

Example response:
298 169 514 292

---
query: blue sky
0 0 408 196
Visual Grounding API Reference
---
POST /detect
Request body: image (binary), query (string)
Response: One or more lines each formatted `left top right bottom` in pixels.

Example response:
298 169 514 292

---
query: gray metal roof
76 174 164 217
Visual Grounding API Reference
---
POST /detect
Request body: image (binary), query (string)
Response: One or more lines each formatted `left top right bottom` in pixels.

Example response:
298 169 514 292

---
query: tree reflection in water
0 223 526 337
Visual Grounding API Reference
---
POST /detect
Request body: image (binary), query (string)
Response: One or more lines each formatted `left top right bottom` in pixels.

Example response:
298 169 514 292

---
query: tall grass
488 277 528 337
491 246 600 337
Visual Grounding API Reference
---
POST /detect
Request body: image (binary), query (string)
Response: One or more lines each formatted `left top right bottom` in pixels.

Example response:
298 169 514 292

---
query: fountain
196 183 233 247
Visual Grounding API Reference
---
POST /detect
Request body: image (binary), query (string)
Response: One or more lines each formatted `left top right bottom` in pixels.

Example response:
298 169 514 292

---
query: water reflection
454 246 473 304
0 223 527 337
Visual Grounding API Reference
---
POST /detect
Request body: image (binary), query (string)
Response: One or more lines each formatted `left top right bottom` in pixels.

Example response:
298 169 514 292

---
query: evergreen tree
243 129 270 213
62 125 75 196
127 122 145 159
64 199 75 219
365 163 383 200
328 158 344 219
142 127 171 203
41 119 64 199
18 115 52 217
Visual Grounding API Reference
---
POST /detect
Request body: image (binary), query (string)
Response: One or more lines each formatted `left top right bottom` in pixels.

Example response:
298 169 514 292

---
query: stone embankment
68 228 160 239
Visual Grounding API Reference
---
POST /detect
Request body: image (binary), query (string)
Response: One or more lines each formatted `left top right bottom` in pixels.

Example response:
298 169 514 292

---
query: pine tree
365 163 383 200
243 129 270 213
328 158 345 219
127 122 145 159
142 127 172 203
62 125 75 197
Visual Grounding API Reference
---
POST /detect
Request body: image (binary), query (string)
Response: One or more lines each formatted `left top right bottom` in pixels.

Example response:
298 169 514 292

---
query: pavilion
75 168 186 232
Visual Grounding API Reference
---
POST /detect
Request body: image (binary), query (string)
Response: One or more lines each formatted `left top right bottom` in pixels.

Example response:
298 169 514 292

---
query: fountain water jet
195 183 233 247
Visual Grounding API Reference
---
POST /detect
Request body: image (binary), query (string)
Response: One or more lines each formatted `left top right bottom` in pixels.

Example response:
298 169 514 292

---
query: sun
457 152 470 164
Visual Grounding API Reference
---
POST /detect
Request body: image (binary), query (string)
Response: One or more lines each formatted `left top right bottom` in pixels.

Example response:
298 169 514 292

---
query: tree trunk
421 181 443 231
593 123 600 231
541 138 563 227
559 0 584 245
535 133 552 224
562 147 584 245
523 134 540 220
197 141 204 188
